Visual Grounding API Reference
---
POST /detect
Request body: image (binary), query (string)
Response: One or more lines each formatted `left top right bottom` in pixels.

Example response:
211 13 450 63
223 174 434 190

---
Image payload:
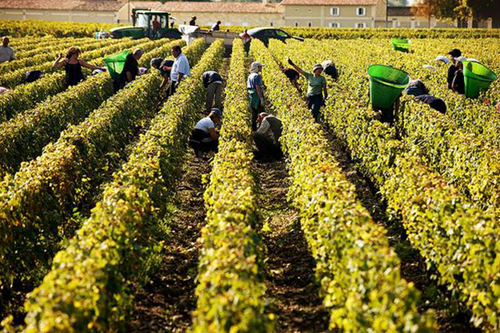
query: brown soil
127 152 211 333
253 159 331 333
322 127 481 333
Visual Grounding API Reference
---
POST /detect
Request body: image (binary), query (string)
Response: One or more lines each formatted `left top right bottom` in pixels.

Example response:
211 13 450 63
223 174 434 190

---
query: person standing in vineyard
447 49 463 90
151 57 175 96
189 16 197 26
287 59 327 122
203 70 223 111
169 45 190 95
247 62 266 131
0 37 15 63
53 47 101 87
282 67 301 92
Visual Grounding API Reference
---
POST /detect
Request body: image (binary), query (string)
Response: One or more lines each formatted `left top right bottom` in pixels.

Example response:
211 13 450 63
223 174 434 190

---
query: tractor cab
110 10 181 40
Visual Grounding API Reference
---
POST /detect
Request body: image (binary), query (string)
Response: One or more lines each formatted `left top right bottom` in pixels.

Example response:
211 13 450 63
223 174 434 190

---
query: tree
455 0 500 20
413 0 459 24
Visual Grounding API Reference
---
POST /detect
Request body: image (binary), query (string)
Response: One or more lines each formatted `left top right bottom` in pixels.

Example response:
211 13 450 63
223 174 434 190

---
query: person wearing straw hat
288 58 328 122
247 61 265 131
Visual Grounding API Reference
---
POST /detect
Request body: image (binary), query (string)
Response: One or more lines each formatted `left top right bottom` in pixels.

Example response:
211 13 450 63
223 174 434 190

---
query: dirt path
127 152 211 333
253 160 330 333
322 128 481 333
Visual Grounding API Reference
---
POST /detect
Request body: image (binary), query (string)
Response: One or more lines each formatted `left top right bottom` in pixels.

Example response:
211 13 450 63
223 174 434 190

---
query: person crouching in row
189 108 222 157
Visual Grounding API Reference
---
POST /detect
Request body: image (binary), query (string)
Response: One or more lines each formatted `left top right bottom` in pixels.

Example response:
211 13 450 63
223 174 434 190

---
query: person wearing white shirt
0 37 15 63
189 108 222 157
169 45 190 95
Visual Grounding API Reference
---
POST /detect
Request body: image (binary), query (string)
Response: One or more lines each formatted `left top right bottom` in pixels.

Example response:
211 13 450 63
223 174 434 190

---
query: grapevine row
281 39 500 332
0 37 138 87
0 37 119 74
0 38 167 176
0 37 139 121
255 38 436 332
0 39 204 293
21 39 224 333
191 38 273 332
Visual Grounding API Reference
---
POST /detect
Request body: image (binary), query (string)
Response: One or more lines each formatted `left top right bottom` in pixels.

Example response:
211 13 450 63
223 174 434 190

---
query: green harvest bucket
462 60 498 99
104 50 131 80
391 39 409 53
368 64 410 109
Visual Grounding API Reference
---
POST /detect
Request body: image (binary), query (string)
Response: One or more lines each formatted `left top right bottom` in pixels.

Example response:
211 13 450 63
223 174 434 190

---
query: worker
53 46 101 87
288 58 327 122
116 48 143 90
189 16 197 26
25 70 45 83
451 58 465 95
151 57 175 94
322 59 338 80
414 95 447 114
203 70 223 111
282 67 301 91
210 21 222 32
169 45 190 95
0 37 15 63
189 108 222 157
405 79 429 96
247 62 265 131
152 16 161 30
253 112 283 162
447 49 462 90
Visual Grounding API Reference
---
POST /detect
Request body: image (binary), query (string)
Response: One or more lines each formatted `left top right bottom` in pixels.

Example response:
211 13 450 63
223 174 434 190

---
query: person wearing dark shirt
118 48 143 90
452 60 465 95
282 68 300 91
210 21 221 32
447 48 462 90
151 57 175 95
189 16 197 26
322 60 339 80
203 71 223 111
415 94 447 114
53 46 100 87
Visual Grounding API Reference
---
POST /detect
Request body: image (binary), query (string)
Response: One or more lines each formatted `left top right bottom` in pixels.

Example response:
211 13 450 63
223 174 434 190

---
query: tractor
110 10 182 40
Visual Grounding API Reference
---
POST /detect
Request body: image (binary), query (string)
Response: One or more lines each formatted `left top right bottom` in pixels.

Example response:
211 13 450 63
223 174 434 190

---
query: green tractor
110 10 182 40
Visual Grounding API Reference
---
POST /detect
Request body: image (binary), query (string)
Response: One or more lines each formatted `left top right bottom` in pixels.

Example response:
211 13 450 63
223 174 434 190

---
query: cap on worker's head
210 108 223 118
312 64 323 72
150 57 163 69
448 49 462 58
250 62 264 72
435 55 449 64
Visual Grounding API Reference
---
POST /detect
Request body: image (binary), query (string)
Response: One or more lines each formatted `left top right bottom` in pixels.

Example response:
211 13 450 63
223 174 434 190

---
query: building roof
147 2 283 14
281 0 380 5
0 0 123 11
387 6 414 16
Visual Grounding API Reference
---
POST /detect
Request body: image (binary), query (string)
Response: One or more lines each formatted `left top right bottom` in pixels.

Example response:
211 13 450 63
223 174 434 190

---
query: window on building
329 22 340 28
308 22 313 27
270 22 274 26
294 22 299 27
357 7 366 16
330 7 340 16
356 22 367 28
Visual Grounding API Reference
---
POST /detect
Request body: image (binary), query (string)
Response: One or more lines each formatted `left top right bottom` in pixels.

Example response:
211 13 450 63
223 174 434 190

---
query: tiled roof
281 0 379 5
0 0 123 11
151 2 283 14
